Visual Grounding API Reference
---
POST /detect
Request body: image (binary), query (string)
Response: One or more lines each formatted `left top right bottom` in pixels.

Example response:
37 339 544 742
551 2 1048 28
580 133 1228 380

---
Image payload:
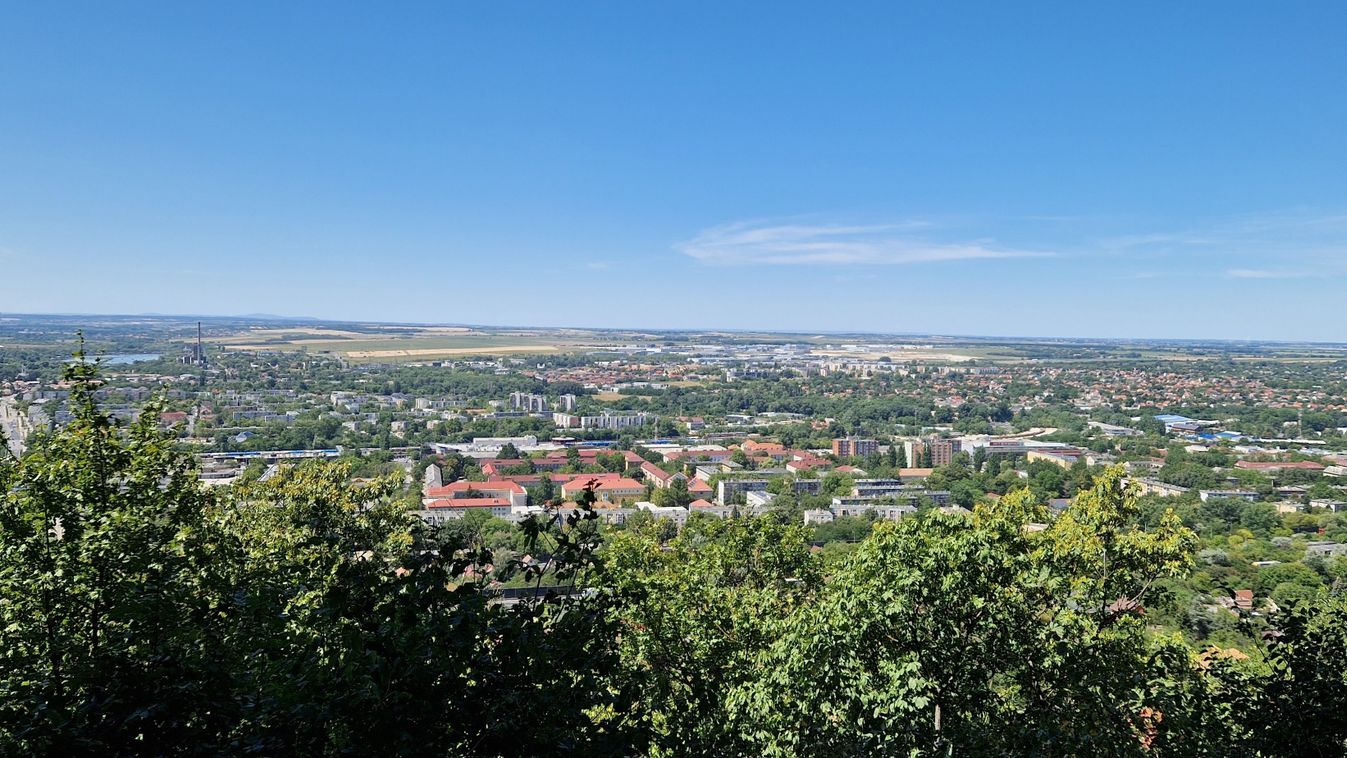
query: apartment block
832 437 880 458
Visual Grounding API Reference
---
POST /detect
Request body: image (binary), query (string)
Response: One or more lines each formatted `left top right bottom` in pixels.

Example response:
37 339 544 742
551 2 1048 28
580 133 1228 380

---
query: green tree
597 451 627 473
819 471 854 497
728 469 1203 755
214 464 617 755
1161 461 1221 490
534 473 556 504
1253 561 1323 598
597 517 821 754
885 442 903 468
1211 594 1347 753
1238 502 1280 538
0 356 227 752
0 358 618 755
652 477 694 509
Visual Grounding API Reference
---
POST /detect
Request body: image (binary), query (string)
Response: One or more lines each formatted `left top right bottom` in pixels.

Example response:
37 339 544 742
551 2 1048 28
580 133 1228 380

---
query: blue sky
2 2 1346 340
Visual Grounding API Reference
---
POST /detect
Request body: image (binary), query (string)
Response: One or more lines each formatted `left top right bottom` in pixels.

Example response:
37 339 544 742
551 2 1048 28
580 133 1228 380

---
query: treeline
337 365 546 399
2 365 1347 755
0 345 71 383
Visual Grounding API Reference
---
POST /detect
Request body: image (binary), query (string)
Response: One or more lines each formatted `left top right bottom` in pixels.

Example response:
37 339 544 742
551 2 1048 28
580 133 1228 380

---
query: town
5 316 1347 594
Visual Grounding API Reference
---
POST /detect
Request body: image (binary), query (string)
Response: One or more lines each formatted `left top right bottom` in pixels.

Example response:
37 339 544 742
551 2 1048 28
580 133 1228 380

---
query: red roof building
640 461 685 488
480 459 534 476
423 480 527 509
742 440 789 459
425 497 513 509
663 449 733 464
1234 589 1254 611
423 497 515 518
487 474 546 488
787 456 831 473
560 475 647 504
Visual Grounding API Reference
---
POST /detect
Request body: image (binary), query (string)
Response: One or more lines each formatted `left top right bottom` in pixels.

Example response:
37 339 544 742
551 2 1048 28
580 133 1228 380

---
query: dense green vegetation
3 362 1347 755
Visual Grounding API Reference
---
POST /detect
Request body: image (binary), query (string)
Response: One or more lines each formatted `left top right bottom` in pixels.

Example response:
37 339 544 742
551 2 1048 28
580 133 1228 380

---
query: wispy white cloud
1226 268 1309 279
1101 211 1347 266
1097 232 1219 250
1223 210 1347 235
679 209 1347 281
677 220 1052 266
584 261 612 270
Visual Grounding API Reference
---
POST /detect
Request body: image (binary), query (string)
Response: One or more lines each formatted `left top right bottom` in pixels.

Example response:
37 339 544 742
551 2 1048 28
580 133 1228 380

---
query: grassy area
264 334 560 352
202 326 603 362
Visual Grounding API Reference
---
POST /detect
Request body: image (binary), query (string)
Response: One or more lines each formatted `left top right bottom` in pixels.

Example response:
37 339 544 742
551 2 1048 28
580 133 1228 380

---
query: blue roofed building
1155 414 1199 434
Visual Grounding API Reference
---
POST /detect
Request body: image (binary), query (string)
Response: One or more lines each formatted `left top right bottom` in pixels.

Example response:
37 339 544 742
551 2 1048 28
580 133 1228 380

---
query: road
0 396 29 457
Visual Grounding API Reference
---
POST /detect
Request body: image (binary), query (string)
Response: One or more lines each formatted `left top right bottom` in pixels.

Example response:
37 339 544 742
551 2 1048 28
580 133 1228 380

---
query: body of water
101 353 161 365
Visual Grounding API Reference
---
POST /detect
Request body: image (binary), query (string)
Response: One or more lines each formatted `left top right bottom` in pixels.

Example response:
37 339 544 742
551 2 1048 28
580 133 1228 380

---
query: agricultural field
200 325 611 362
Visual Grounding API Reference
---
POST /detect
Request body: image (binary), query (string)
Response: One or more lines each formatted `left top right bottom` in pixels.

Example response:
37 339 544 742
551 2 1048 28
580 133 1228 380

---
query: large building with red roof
423 479 528 509
560 474 647 504
640 461 685 488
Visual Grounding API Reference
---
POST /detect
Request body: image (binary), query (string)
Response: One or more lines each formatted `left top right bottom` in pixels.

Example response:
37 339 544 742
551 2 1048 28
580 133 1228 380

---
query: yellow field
197 324 605 362
368 326 471 333
243 327 371 338
344 345 562 359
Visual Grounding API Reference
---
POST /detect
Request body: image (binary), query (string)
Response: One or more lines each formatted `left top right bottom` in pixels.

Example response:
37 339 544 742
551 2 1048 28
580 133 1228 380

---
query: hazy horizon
5 309 1347 347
